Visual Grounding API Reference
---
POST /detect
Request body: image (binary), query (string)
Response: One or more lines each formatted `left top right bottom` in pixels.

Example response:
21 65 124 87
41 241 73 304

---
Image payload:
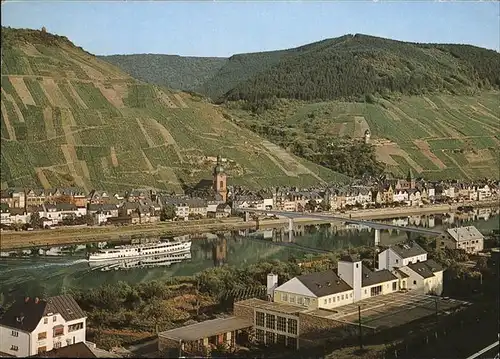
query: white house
0 295 86 357
443 226 484 254
378 241 428 271
398 260 444 295
273 255 399 311
273 269 354 310
476 185 491 201
338 255 399 301
393 190 409 203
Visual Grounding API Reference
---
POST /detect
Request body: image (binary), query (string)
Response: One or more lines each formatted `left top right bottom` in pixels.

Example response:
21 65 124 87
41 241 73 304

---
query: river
0 208 498 303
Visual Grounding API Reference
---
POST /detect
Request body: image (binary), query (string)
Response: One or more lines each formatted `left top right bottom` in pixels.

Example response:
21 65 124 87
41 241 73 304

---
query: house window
38 332 47 340
265 331 276 345
341 294 344 300
44 317 48 324
356 263 359 268
413 280 417 285
333 296 336 302
277 334 286 345
255 311 265 327
11 331 19 337
54 342 62 349
265 314 276 330
38 346 47 354
364 289 367 295
287 318 298 335
297 297 303 305
53 316 57 322
323 299 327 305
370 285 383 297
255 329 265 343
289 296 295 303
281 293 288 302
392 282 397 291
277 316 287 332
68 322 84 332
287 337 298 349
10 345 18 352
350 293 352 298
53 326 64 337
304 298 310 306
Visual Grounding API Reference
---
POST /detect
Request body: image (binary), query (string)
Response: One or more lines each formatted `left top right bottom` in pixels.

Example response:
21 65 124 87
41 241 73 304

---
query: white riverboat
87 237 191 262
89 251 192 271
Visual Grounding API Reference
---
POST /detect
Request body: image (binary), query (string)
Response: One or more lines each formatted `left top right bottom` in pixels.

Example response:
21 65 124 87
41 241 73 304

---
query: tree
160 204 176 221
305 199 317 212
319 201 331 212
29 212 42 229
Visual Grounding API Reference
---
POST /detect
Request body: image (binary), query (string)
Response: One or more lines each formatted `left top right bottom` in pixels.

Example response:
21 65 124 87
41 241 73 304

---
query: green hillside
220 34 500 103
102 34 500 102
0 27 350 192
227 93 500 180
100 54 227 93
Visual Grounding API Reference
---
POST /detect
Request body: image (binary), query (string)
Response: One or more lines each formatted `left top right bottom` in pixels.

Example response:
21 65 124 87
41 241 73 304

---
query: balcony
53 325 64 337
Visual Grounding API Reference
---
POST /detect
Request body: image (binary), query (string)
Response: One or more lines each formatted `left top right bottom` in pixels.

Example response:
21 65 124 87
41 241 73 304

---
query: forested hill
220 34 500 103
100 54 227 92
102 34 500 103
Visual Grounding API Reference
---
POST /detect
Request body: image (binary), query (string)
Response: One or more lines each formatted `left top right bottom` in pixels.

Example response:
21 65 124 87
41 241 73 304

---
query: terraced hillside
228 93 500 180
0 27 350 192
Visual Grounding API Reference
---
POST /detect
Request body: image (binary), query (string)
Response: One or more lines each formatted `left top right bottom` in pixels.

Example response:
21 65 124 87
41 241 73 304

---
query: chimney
25 297 30 303
35 297 39 304
266 273 278 301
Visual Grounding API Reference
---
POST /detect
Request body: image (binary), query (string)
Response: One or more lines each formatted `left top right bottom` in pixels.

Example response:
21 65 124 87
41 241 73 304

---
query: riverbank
0 199 497 250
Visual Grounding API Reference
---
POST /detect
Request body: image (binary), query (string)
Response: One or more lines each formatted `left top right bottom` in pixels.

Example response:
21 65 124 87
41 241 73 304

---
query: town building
378 242 444 295
442 226 485 254
0 295 86 357
213 155 228 203
273 255 399 310
378 241 428 271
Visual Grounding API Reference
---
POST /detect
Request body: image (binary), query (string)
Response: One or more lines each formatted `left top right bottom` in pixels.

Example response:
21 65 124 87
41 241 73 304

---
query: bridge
238 208 445 245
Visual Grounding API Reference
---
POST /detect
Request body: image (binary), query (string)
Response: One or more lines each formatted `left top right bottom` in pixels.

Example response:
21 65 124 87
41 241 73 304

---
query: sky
1 1 499 57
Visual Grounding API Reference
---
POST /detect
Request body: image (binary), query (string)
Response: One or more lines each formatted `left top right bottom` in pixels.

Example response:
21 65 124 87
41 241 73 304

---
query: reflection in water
88 250 192 272
0 208 498 301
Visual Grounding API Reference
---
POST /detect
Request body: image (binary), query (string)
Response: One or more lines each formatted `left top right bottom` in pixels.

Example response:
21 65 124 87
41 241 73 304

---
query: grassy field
0 28 350 192
228 93 500 180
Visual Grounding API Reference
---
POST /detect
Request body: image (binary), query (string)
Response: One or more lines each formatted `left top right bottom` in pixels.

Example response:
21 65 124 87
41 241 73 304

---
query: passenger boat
89 251 192 271
87 237 191 262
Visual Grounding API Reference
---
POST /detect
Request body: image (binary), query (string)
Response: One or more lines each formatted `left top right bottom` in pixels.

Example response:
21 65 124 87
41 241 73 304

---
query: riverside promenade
0 199 497 251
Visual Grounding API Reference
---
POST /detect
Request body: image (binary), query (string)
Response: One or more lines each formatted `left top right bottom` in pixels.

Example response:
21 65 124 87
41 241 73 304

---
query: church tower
407 168 415 189
213 155 227 202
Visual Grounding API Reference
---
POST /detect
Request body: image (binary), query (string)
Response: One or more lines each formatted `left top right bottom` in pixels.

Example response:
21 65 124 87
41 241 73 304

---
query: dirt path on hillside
42 78 71 108
97 84 125 108
414 140 447 169
35 168 51 189
9 76 36 106
173 93 188 108
442 151 472 180
136 118 155 147
423 96 438 110
110 146 119 167
148 118 183 161
66 82 88 109
141 150 155 172
43 107 56 139
155 88 177 108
